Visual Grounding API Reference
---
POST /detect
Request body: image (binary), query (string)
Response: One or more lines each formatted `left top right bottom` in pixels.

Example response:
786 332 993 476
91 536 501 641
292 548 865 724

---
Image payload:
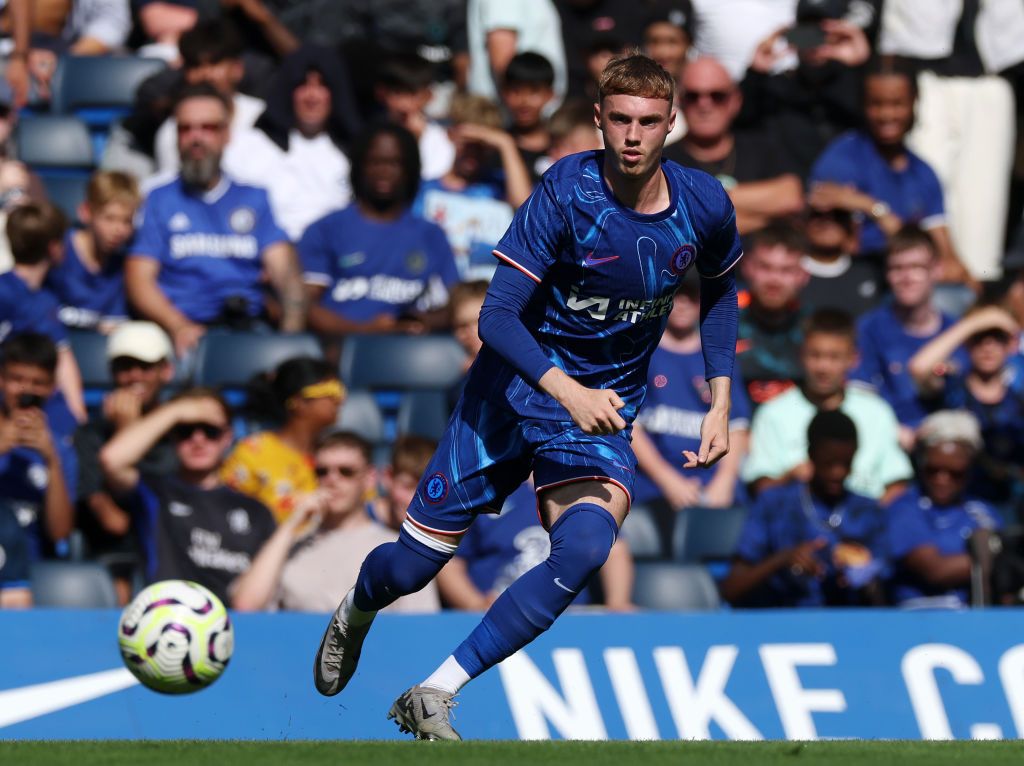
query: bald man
665 56 804 233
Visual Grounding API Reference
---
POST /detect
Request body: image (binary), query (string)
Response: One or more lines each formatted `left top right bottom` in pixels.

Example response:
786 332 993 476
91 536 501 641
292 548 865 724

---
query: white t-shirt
691 0 798 80
420 121 455 181
228 129 352 241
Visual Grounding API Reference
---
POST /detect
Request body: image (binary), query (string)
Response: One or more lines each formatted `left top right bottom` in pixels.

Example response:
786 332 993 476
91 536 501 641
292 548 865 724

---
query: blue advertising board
2 609 1024 741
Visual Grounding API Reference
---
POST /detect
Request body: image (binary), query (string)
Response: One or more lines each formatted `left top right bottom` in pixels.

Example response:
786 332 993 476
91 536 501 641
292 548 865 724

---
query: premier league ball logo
424 472 449 504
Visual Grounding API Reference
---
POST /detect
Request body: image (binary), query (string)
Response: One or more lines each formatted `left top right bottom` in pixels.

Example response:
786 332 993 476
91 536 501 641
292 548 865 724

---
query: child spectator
74 322 176 604
499 52 556 184
445 278 490 409
222 357 345 523
808 58 971 282
886 410 1002 609
742 309 912 501
232 431 439 613
300 122 459 338
632 275 751 511
0 333 77 560
0 502 31 607
436 480 636 612
721 409 887 608
0 202 85 421
643 6 695 77
373 435 437 532
908 306 1024 508
414 94 532 277
546 99 603 164
99 387 276 604
375 53 455 181
800 200 882 318
45 171 140 331
853 226 968 447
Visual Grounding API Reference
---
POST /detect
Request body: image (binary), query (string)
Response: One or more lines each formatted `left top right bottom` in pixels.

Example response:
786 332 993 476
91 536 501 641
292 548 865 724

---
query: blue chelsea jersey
466 151 742 422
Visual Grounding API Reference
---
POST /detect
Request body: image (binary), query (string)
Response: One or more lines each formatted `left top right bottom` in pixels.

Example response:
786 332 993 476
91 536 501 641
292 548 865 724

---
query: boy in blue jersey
46 171 139 330
313 53 741 740
127 83 305 357
852 226 968 448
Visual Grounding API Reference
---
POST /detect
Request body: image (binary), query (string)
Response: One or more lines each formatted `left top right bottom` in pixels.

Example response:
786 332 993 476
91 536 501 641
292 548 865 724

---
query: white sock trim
402 518 460 556
343 588 375 627
422 655 471 695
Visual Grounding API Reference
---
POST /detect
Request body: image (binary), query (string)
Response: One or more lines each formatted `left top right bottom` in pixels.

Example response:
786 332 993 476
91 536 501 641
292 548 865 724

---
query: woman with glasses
886 410 1002 609
99 387 277 604
222 356 345 524
231 431 439 613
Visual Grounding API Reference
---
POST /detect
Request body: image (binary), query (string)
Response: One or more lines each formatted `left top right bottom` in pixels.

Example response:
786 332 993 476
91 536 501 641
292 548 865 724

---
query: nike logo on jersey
583 251 620 267
553 578 576 594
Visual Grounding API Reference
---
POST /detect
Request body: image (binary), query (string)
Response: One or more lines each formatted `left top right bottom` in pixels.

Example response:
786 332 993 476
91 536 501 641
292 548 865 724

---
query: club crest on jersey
229 207 256 234
424 472 449 503
670 244 696 275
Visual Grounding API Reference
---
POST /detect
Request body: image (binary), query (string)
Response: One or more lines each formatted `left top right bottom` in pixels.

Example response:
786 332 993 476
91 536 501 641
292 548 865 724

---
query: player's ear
593 101 602 129
667 106 677 134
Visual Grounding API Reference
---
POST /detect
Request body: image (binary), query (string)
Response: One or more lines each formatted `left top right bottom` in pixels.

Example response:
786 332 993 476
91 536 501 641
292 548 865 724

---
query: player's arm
478 264 627 435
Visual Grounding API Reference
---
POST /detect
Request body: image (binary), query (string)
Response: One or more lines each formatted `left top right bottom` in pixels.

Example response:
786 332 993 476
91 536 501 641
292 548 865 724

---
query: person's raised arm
908 307 1019 390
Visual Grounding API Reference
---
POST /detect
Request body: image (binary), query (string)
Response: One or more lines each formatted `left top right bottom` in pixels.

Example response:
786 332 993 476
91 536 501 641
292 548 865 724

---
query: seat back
334 389 385 445
396 389 451 441
632 562 720 611
41 175 89 220
30 561 119 608
621 503 664 560
53 55 167 114
193 332 323 388
672 506 747 564
16 116 94 169
339 334 466 390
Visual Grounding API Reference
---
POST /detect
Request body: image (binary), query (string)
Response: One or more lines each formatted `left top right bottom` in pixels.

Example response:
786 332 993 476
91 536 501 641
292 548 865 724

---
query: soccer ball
118 580 234 694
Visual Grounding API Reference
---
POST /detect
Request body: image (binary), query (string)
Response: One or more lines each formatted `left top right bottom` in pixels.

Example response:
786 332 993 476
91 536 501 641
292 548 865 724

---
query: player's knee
551 503 618 574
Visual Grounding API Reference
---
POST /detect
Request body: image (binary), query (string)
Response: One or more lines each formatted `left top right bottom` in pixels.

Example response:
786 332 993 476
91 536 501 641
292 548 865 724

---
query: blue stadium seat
339 334 466 390
335 389 385 445
192 331 323 389
41 175 89 221
672 506 747 566
68 329 113 411
632 562 720 611
396 389 450 441
30 561 119 608
621 503 664 560
15 115 94 170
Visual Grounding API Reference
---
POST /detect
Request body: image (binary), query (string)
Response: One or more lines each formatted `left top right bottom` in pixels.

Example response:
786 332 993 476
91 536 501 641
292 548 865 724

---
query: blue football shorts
404 393 636 536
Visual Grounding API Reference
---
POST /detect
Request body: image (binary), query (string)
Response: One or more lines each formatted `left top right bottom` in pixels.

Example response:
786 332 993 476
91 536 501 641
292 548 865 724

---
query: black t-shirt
130 474 276 605
801 254 884 319
736 303 805 408
663 130 798 187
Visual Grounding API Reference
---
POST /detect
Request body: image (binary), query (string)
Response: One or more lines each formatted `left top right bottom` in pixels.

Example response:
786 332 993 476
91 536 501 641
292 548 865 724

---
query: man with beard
126 84 306 357
299 122 459 337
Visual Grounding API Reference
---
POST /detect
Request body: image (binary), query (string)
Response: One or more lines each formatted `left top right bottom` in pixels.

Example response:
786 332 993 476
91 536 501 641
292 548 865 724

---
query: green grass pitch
3 741 1024 766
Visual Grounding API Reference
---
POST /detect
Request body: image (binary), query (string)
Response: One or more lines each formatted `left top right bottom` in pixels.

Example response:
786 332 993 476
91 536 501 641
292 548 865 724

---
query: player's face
679 62 739 143
315 445 373 517
87 200 136 255
596 94 674 180
809 440 856 501
644 22 690 74
111 357 170 407
1 362 54 411
921 442 972 506
173 407 231 474
361 132 408 205
666 290 699 335
293 71 331 135
501 83 553 130
452 296 485 358
743 245 807 312
886 246 939 309
967 331 1012 377
801 333 856 398
864 74 914 148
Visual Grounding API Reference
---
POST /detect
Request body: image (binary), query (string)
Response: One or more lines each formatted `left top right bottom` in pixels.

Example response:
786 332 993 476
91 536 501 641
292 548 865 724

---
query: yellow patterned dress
220 432 317 523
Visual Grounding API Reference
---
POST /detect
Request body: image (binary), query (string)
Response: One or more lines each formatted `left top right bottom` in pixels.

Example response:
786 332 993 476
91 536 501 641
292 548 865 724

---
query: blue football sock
452 502 618 679
353 527 452 612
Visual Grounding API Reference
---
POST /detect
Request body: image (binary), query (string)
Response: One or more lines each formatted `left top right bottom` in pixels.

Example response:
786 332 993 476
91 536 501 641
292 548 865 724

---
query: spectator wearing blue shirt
127 84 306 358
886 410 1001 609
435 480 637 612
45 171 139 331
0 202 86 422
633 275 751 510
853 226 968 448
909 305 1024 508
721 410 887 609
0 334 77 561
300 123 460 337
413 94 532 278
0 502 31 607
808 58 971 284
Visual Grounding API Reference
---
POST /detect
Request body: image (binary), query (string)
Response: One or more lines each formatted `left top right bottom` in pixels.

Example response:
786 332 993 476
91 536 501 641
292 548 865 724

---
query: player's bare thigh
538 479 629 530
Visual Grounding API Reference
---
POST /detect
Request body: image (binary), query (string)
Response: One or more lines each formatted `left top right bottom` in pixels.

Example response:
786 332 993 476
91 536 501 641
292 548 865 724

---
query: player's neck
660 327 700 352
605 161 669 215
12 262 48 290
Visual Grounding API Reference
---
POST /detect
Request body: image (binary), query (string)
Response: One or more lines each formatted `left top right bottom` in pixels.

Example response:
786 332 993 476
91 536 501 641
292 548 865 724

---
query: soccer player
312 53 741 740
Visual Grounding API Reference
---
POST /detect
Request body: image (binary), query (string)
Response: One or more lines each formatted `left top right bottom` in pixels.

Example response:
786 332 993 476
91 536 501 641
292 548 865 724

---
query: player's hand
784 539 827 578
661 473 703 510
104 388 145 432
683 407 729 469
564 386 627 435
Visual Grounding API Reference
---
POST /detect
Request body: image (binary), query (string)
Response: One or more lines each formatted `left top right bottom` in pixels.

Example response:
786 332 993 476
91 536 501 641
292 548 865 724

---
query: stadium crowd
1 0 1024 613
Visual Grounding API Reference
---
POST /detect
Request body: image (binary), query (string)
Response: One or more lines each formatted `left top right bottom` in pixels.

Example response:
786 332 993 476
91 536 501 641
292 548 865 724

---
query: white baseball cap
106 321 174 363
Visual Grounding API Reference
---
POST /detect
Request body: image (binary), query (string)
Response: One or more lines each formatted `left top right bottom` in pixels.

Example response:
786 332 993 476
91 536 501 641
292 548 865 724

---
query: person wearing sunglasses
222 356 345 523
664 56 804 234
99 387 276 605
231 430 439 614
885 410 1002 609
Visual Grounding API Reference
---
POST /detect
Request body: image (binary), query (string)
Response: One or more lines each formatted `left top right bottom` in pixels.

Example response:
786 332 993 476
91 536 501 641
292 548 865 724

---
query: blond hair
447 93 503 130
598 52 675 104
85 170 140 211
